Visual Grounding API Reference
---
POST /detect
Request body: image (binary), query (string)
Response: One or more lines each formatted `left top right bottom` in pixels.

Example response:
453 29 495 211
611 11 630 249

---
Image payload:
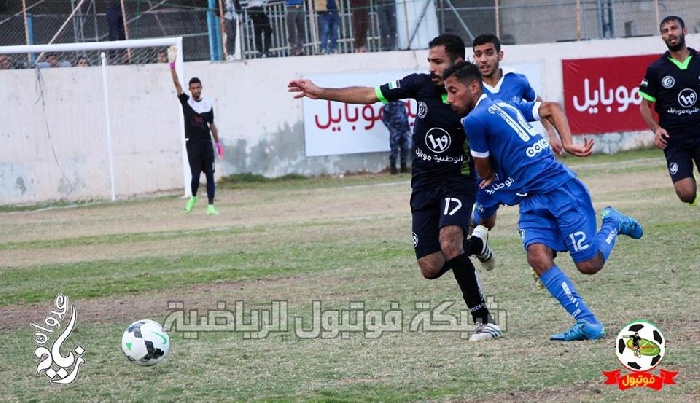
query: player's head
472 34 503 79
443 60 483 116
427 34 466 87
188 77 203 101
660 16 687 52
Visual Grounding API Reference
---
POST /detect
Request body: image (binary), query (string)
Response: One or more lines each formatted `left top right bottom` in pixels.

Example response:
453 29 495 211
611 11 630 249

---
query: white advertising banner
303 62 544 157
303 71 419 157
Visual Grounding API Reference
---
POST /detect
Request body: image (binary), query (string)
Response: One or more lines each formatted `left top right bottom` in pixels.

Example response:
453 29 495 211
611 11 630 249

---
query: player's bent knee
575 261 602 275
526 248 554 274
417 254 445 279
419 264 444 279
678 192 697 204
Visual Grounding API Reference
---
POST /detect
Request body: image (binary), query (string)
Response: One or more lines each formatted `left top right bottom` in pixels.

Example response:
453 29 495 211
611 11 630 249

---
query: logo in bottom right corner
602 320 678 390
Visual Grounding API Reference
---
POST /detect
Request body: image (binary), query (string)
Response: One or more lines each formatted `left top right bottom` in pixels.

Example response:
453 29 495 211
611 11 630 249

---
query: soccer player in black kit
168 46 223 215
640 15 700 206
288 34 501 341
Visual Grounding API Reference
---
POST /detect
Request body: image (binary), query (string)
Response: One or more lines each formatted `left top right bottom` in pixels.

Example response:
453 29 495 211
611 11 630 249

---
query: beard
665 34 686 52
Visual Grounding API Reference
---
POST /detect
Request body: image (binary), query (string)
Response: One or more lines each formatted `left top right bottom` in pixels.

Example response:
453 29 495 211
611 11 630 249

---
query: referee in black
168 46 223 215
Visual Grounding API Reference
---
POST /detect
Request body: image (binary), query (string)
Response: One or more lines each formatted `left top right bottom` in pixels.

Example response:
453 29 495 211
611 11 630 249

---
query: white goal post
0 37 192 204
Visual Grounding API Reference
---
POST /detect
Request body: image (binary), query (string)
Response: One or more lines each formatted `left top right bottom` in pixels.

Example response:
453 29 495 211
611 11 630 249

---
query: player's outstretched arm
536 96 563 155
538 102 593 157
288 79 379 104
168 45 183 95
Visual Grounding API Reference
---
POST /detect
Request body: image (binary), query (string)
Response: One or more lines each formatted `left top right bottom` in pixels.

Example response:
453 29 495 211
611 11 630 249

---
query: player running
444 60 644 341
639 15 700 206
288 34 501 341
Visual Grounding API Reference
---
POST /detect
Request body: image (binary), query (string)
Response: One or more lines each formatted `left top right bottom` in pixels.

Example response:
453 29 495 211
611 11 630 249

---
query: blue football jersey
482 69 537 103
462 95 573 200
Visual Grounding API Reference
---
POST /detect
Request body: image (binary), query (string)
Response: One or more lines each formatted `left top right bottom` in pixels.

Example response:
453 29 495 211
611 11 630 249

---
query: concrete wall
2 33 698 204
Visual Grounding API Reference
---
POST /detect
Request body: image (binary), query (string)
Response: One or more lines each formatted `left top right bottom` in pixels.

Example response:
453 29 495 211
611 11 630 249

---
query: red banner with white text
562 55 659 134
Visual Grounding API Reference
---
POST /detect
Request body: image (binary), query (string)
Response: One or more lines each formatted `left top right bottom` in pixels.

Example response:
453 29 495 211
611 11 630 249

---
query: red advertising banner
562 54 659 135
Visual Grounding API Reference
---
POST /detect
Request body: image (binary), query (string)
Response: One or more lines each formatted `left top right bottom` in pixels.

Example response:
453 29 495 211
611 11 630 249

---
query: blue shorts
473 188 501 225
518 179 598 263
411 177 476 259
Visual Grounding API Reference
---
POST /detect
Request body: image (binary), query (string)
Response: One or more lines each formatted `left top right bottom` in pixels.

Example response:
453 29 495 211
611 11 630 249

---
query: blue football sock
540 266 598 324
596 218 618 261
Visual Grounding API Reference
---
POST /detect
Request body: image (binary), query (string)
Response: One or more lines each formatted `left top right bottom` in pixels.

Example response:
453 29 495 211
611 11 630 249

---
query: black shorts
663 127 700 183
186 139 215 175
411 176 476 259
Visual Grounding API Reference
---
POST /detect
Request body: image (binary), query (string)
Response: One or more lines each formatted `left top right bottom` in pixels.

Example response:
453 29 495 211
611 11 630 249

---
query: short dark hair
473 33 501 52
428 33 466 62
660 15 685 31
188 77 202 86
442 60 481 83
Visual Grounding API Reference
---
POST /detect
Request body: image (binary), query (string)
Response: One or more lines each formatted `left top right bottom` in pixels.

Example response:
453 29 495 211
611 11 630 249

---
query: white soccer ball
615 320 665 372
121 319 170 366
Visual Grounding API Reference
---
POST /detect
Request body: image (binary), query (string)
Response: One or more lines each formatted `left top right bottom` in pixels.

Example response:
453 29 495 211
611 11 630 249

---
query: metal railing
1 0 698 64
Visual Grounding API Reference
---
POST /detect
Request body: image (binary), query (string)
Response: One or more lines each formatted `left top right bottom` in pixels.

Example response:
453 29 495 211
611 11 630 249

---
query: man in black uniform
640 16 700 206
168 46 223 215
288 34 501 341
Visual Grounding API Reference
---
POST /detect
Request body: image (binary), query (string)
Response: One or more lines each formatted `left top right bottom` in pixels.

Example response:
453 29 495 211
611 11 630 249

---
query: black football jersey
639 48 700 133
376 73 475 189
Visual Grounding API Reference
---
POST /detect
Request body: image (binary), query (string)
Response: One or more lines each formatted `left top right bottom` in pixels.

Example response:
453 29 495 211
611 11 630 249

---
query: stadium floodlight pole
0 37 191 199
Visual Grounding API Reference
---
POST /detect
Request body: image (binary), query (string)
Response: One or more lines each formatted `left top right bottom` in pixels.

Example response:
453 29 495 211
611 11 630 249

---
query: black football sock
464 236 484 257
448 253 490 324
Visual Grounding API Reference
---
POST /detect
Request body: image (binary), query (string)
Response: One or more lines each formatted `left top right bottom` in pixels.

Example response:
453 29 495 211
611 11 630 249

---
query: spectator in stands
375 0 397 51
157 50 167 63
36 53 71 68
285 0 307 56
107 2 126 42
224 0 242 60
350 0 369 52
315 0 339 54
0 54 13 69
106 2 128 63
247 0 273 58
76 55 90 67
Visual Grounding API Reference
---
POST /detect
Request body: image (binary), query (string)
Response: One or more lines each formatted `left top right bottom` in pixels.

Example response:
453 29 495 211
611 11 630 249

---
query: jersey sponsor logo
484 176 515 195
661 75 675 89
525 137 550 158
677 88 697 108
424 128 451 154
417 102 428 118
388 80 401 90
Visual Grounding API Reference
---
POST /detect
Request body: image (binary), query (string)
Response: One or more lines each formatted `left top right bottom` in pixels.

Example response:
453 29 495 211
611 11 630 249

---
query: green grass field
1 149 698 402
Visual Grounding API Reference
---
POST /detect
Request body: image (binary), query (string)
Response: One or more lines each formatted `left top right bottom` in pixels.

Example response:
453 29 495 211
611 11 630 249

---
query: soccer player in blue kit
443 60 644 341
470 34 567 285
288 34 501 341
